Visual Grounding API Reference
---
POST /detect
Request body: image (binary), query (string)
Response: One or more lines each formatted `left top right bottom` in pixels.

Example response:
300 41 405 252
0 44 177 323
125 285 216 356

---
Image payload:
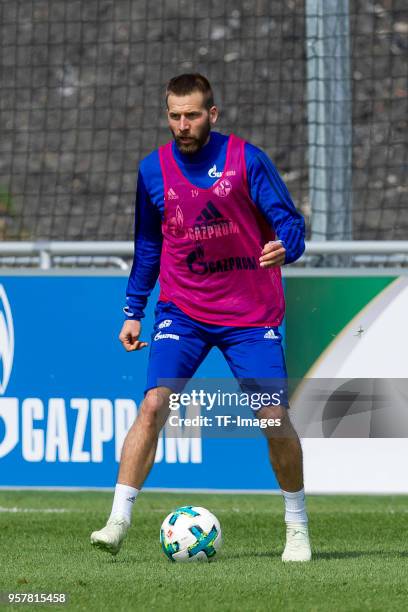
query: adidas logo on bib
167 188 179 199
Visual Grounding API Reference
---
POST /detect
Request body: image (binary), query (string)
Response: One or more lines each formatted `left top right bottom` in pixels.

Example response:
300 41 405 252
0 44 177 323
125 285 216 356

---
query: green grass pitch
0 491 407 611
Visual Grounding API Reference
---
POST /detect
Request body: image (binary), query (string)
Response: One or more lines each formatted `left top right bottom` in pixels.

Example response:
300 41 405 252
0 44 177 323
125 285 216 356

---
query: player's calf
90 387 173 555
257 404 312 561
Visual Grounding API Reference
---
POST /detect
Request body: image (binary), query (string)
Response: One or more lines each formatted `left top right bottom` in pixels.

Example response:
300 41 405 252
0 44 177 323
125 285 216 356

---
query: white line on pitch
0 507 70 513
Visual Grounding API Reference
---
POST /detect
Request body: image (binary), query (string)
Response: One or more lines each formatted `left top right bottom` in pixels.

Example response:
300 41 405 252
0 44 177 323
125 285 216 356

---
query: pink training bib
158 134 285 327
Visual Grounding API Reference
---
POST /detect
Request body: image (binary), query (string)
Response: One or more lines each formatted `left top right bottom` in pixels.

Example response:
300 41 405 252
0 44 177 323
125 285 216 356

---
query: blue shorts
145 301 288 408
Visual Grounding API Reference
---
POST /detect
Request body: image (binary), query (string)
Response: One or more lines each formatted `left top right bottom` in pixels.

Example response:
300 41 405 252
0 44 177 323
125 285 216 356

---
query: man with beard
91 74 311 562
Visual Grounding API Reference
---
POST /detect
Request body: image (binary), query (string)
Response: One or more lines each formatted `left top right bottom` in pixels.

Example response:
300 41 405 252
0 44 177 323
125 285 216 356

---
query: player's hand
259 240 286 268
119 319 148 352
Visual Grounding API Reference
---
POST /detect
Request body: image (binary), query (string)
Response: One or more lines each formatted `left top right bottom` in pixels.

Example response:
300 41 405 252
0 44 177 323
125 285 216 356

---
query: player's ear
209 105 218 125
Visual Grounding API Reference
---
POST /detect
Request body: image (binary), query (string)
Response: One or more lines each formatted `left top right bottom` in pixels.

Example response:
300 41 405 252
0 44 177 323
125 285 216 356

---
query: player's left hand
259 240 286 268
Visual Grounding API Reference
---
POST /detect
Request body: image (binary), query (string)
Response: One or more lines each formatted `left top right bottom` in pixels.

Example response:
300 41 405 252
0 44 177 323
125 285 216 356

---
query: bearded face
172 117 211 155
167 91 218 155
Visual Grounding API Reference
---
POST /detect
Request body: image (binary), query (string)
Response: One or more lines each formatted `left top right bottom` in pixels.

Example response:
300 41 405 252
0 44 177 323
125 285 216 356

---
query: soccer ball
160 505 222 562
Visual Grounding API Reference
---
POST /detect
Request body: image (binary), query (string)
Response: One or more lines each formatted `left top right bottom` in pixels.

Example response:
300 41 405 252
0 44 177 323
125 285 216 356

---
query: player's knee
257 403 287 421
257 404 296 440
139 390 168 426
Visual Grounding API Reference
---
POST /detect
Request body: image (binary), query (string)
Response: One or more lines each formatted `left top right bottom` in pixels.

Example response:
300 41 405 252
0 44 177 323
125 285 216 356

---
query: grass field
0 491 407 611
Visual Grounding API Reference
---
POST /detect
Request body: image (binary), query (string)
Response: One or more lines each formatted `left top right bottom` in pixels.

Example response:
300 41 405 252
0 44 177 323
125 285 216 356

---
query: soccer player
91 74 311 562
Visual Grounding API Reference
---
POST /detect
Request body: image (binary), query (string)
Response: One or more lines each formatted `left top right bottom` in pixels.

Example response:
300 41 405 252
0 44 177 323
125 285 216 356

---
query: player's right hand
118 319 148 352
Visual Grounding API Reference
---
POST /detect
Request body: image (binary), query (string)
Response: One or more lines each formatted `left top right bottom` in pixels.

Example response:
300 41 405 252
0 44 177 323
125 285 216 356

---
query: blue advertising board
0 274 279 490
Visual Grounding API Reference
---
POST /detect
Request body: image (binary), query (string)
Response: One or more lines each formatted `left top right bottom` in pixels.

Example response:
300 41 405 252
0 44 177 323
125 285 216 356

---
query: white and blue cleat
282 523 312 562
90 517 130 556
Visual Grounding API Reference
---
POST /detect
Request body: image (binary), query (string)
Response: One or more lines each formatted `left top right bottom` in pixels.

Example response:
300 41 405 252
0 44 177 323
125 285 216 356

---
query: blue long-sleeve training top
125 131 305 320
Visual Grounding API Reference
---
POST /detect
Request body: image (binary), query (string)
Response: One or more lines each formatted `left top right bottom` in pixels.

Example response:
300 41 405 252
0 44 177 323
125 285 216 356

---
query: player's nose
179 116 190 131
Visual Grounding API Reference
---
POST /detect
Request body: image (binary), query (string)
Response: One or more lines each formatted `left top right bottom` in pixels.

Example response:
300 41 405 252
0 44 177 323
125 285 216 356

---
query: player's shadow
227 550 408 561
101 552 281 564
314 550 408 560
98 555 153 565
225 551 282 561
94 550 408 564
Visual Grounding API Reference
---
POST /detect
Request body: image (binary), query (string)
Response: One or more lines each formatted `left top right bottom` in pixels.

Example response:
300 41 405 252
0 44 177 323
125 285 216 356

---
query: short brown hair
166 73 214 109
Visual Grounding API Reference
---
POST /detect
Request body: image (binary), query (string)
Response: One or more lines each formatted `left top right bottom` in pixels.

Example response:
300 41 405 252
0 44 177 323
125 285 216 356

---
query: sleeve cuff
123 306 144 320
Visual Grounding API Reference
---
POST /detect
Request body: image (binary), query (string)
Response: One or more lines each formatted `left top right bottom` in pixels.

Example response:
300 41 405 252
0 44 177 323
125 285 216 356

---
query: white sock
281 488 308 524
109 484 139 525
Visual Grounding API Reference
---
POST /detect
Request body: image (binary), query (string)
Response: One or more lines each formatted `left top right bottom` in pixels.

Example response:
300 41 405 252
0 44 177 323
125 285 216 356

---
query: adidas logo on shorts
264 329 278 339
